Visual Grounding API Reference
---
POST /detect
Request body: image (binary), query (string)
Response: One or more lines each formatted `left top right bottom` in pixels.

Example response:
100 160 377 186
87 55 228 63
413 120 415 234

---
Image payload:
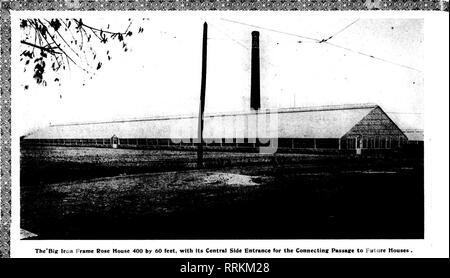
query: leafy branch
20 18 145 89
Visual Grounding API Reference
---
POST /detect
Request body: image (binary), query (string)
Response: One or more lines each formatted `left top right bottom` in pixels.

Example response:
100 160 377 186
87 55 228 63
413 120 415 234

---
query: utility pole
250 31 261 147
250 31 261 111
197 22 208 169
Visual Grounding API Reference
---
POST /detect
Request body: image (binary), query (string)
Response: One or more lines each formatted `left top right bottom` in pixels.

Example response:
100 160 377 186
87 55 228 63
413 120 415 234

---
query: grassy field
21 145 424 239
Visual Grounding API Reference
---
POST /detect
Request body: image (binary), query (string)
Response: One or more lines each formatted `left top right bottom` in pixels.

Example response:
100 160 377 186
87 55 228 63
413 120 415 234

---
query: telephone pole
197 22 208 169
250 31 261 111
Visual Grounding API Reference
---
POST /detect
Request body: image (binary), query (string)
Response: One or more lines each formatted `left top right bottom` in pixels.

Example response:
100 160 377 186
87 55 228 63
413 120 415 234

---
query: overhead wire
206 19 279 69
220 17 423 73
323 41 422 72
320 19 360 42
204 18 288 107
220 18 321 43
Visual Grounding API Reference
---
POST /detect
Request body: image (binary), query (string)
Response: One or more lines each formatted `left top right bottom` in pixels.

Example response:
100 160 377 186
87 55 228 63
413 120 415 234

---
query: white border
10 11 449 258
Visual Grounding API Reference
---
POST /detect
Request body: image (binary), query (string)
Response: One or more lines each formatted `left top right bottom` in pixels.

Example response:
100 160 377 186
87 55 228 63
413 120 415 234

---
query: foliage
20 18 144 89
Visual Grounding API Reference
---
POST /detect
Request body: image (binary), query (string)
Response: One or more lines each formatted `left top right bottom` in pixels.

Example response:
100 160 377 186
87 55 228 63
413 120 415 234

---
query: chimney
250 31 261 111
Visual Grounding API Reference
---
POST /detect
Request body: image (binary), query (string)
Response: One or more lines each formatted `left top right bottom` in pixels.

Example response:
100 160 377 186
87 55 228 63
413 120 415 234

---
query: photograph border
0 0 446 259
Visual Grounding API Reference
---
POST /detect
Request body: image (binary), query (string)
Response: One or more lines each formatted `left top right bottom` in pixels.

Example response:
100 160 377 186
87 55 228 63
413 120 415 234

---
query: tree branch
86 25 103 41
36 19 87 73
74 19 129 35
44 19 80 58
20 40 62 54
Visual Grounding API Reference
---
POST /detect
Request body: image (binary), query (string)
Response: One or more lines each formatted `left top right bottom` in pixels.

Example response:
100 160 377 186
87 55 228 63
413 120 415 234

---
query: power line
220 18 321 42
323 41 423 72
321 19 360 42
206 19 279 69
207 20 248 49
219 18 422 73
317 19 422 72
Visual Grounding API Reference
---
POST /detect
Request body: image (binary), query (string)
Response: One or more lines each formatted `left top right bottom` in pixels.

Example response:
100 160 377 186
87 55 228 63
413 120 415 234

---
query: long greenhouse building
22 103 408 154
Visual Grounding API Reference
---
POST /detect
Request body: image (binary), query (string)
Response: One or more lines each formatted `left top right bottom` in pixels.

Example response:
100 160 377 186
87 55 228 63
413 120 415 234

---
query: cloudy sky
13 12 424 136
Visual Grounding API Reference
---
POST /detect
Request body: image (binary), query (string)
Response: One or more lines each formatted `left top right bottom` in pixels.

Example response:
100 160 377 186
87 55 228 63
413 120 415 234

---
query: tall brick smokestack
250 31 261 111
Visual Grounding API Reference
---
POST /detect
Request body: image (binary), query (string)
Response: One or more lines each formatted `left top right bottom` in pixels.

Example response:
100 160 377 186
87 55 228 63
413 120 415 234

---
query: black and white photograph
14 13 427 241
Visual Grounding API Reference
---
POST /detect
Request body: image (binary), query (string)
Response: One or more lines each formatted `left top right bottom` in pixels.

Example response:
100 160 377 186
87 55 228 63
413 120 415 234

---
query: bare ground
20 145 424 239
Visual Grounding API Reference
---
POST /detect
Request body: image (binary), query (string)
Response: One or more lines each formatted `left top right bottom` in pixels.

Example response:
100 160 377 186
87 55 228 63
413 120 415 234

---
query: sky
13 13 424 136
